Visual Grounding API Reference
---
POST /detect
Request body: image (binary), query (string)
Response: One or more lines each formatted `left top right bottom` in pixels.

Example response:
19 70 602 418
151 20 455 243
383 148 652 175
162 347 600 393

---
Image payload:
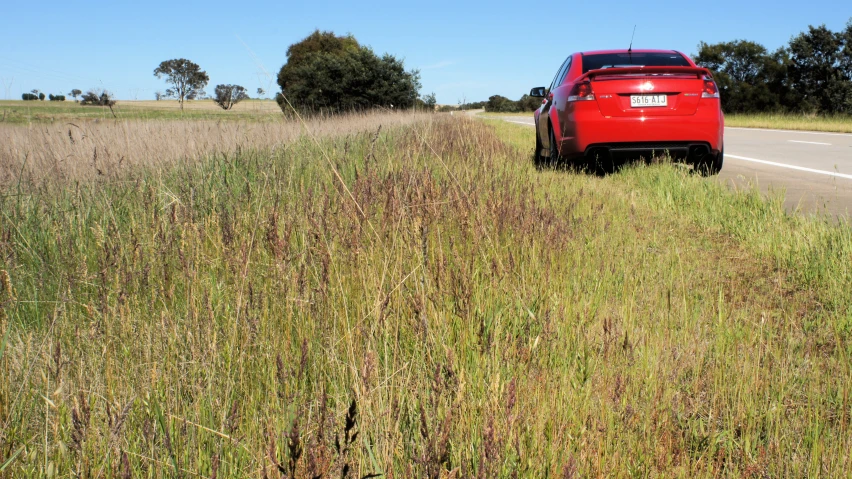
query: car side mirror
529 87 546 98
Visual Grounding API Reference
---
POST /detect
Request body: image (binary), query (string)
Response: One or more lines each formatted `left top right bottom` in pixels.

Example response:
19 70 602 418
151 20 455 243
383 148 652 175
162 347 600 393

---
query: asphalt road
494 115 852 217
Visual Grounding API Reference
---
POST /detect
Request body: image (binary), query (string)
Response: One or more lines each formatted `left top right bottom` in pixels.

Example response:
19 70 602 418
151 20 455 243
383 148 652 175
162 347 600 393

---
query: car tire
534 123 546 170
548 127 561 168
698 149 723 176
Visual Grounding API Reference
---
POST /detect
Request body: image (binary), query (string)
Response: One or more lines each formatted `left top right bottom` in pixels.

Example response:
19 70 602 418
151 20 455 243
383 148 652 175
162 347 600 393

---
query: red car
530 49 724 174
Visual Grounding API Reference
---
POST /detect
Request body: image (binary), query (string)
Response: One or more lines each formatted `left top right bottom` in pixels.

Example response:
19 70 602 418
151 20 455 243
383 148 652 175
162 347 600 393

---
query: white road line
788 140 831 146
726 154 852 180
726 127 852 137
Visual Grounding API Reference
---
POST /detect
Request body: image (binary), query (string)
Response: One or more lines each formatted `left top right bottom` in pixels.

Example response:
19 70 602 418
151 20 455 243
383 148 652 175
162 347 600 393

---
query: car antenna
628 25 636 54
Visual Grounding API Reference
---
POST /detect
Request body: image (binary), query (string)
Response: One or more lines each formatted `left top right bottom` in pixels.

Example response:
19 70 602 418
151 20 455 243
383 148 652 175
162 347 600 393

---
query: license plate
630 95 667 107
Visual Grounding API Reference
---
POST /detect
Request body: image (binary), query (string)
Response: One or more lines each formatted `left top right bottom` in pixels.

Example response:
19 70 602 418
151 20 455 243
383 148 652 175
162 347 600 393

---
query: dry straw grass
0 110 429 185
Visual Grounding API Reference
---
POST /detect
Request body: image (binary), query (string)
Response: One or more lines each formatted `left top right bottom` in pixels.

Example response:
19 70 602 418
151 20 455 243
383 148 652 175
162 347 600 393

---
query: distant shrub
80 89 117 117
22 93 38 101
80 90 116 107
49 95 65 101
460 101 486 110
38 92 45 101
212 84 249 110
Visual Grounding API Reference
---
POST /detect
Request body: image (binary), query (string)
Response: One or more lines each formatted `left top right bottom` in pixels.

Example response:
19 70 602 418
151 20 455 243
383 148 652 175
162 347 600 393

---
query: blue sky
0 0 849 104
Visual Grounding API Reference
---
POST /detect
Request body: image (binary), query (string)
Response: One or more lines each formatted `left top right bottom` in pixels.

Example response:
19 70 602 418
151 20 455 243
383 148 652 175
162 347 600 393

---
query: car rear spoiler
577 66 713 82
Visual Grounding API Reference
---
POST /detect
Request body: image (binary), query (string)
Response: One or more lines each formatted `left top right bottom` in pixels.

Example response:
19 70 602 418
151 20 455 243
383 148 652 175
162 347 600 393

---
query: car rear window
581 52 689 73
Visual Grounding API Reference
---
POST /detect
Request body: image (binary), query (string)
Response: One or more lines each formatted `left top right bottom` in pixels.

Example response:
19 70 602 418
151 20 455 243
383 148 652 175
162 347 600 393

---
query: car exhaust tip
689 145 709 158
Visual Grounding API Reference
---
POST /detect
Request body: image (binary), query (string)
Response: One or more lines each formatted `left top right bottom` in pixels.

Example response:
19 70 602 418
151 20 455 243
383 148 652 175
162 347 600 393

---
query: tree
787 24 852 113
69 89 82 102
80 89 117 117
276 30 421 112
695 40 789 112
421 92 437 110
213 84 250 110
517 94 541 111
257 87 265 98
153 59 209 110
154 91 164 101
485 95 519 113
38 92 45 101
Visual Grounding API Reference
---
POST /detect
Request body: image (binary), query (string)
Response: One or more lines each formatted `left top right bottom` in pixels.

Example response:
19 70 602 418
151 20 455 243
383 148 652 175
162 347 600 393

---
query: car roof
579 49 681 56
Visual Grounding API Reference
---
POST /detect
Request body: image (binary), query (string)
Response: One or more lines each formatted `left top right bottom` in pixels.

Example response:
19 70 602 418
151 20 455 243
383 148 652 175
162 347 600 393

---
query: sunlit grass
0 99 284 124
1 115 850 477
725 112 852 133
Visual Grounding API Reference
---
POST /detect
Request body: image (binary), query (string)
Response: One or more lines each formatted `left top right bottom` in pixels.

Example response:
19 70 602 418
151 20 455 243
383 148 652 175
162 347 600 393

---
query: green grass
1 115 851 477
725 112 852 133
0 99 284 124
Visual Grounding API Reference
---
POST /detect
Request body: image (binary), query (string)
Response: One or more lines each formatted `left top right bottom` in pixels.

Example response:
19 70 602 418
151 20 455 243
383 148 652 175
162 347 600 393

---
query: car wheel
548 127 561 168
534 123 546 170
698 149 723 176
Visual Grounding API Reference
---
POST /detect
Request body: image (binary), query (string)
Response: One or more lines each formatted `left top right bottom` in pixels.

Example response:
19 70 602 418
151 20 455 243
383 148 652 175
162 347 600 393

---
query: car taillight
567 81 595 102
702 79 719 98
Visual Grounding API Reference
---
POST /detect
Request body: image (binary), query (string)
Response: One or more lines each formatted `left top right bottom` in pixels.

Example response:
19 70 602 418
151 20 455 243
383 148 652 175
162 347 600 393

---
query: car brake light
567 81 595 102
702 79 719 98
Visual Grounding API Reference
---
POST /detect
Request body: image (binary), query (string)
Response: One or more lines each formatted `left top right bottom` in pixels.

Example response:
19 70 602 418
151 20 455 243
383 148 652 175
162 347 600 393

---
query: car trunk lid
581 66 711 118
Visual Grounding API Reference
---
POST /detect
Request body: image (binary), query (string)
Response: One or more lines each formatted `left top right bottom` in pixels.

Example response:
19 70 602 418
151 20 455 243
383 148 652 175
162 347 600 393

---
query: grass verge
1 115 850 477
723 112 852 133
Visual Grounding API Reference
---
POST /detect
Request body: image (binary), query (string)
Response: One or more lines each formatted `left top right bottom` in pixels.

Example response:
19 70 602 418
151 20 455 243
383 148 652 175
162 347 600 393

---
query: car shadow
534 154 702 177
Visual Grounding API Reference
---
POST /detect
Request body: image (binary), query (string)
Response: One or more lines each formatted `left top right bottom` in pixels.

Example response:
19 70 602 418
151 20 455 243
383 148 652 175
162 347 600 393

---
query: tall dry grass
0 111 429 185
1 114 851 477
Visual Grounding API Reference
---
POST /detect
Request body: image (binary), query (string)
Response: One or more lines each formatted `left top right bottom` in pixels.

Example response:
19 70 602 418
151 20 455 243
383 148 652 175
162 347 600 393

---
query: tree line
696 20 852 113
484 20 852 115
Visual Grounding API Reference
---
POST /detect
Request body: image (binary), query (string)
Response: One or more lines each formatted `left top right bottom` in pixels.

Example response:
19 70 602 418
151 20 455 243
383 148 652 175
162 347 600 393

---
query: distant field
2 113 851 477
0 111 427 184
0 99 284 124
724 112 852 133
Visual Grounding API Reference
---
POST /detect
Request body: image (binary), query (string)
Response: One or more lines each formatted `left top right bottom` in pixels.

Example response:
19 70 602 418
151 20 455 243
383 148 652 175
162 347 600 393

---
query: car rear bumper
556 102 723 160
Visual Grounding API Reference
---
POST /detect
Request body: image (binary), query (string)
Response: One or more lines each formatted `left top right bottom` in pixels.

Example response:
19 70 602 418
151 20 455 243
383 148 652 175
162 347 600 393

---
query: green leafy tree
421 92 437 110
517 94 541 112
69 89 82 102
79 89 117 117
153 59 210 110
485 95 519 113
38 92 45 101
787 24 852 113
276 30 421 112
695 40 789 112
213 84 250 110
